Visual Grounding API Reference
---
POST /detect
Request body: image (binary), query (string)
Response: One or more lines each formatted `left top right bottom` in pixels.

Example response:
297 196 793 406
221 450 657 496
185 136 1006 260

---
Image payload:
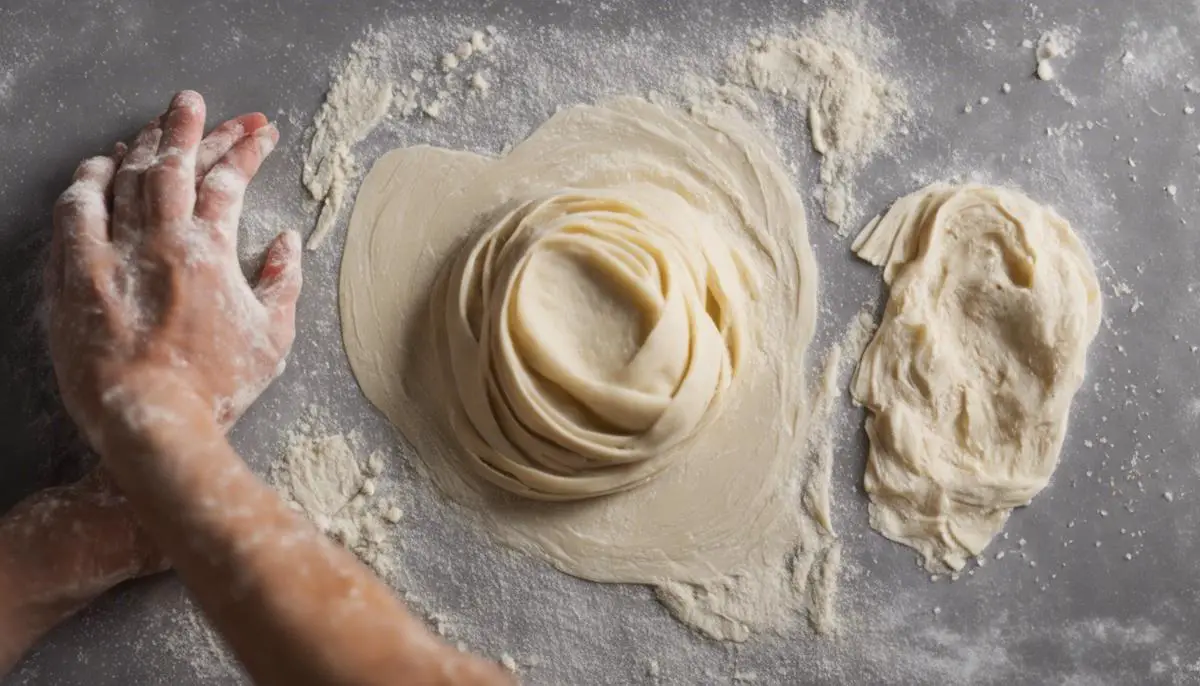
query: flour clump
728 10 908 230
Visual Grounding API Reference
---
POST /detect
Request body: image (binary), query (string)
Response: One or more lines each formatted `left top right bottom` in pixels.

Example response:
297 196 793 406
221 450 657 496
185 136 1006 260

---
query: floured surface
340 98 833 640
728 10 909 231
4 1 1200 684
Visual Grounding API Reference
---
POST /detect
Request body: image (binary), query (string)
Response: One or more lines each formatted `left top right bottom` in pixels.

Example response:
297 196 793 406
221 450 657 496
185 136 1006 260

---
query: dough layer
432 188 754 500
852 183 1102 571
340 98 830 639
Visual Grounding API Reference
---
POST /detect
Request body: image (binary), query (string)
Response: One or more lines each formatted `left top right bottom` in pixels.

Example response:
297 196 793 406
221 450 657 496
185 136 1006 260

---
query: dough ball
852 183 1102 571
433 189 755 500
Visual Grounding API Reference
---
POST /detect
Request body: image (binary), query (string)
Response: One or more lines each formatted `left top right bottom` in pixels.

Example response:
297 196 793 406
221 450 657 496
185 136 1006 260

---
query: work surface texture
1 1 1198 684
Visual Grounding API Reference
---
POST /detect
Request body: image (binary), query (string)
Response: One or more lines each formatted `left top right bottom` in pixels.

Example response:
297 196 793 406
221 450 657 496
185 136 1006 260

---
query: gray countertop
3 0 1200 684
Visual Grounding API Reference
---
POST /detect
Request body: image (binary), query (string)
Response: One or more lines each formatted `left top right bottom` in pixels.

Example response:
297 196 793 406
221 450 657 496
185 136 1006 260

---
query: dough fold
852 183 1102 571
433 188 754 500
340 98 830 639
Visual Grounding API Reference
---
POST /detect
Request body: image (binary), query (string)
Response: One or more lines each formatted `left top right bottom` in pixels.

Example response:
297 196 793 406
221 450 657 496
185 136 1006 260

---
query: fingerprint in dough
339 98 833 639
851 183 1102 571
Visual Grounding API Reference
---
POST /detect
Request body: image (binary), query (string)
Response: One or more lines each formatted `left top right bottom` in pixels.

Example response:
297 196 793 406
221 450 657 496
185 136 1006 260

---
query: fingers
254 230 303 353
157 90 206 158
196 113 269 181
109 141 129 172
51 152 121 282
142 91 206 224
115 119 164 198
195 122 279 243
47 142 125 302
112 119 163 241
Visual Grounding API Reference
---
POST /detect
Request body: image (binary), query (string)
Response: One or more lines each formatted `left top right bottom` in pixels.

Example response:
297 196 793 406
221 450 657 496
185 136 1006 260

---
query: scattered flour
0 68 13 104
158 598 243 681
1114 24 1195 91
271 406 403 581
1035 29 1072 82
301 27 499 250
728 10 908 231
301 37 394 250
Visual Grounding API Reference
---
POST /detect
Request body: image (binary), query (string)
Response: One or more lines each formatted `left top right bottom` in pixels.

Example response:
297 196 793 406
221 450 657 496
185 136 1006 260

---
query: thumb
254 230 303 351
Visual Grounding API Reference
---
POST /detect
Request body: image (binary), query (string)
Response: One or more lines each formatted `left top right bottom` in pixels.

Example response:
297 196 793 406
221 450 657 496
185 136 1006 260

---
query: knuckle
66 260 114 299
114 166 148 192
155 152 188 172
144 173 195 218
204 164 247 192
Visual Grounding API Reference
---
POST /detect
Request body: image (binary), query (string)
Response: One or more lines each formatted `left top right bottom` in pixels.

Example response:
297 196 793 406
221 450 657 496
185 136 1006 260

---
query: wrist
92 366 218 457
0 480 149 638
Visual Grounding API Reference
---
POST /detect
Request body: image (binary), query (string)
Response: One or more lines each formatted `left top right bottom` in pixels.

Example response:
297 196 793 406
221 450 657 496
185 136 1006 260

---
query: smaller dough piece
851 183 1101 571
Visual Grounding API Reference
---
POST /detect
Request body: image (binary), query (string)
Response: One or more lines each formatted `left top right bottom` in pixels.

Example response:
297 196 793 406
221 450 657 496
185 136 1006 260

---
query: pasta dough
431 188 754 500
851 183 1102 571
340 98 833 639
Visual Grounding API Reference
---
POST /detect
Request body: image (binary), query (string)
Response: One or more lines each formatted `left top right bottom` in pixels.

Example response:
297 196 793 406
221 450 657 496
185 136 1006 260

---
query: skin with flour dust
0 90 512 685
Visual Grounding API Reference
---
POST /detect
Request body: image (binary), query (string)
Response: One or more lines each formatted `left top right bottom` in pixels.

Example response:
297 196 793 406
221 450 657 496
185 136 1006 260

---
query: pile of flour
727 10 909 231
270 405 404 581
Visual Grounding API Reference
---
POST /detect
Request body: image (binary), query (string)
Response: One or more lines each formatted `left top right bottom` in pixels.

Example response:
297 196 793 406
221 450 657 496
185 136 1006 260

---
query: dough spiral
433 188 755 500
342 98 822 633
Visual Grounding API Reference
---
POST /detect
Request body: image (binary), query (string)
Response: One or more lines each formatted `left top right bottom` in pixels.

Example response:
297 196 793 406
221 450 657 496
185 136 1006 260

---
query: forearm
0 499 80 674
97 383 509 686
0 475 155 673
0 551 56 675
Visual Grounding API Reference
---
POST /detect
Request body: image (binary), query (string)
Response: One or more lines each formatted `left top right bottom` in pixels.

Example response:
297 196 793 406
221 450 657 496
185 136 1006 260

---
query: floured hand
45 91 302 452
28 92 513 686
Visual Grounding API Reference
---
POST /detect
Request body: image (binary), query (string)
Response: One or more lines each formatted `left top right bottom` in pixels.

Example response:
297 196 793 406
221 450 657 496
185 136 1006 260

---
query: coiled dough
340 98 828 639
852 183 1102 571
434 188 755 499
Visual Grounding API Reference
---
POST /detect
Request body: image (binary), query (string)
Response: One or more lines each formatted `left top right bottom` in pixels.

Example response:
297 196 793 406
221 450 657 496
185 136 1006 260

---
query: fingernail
284 229 301 254
171 90 203 111
255 124 280 156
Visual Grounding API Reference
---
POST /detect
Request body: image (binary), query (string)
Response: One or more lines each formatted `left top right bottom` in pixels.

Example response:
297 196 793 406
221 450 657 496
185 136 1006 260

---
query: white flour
1114 23 1195 92
0 68 13 105
1034 29 1072 81
301 37 394 250
801 309 877 632
300 27 499 249
728 10 909 231
271 406 403 581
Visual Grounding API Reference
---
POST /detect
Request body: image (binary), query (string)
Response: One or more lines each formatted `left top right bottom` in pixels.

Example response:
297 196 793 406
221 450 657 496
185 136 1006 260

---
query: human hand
45 91 302 452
